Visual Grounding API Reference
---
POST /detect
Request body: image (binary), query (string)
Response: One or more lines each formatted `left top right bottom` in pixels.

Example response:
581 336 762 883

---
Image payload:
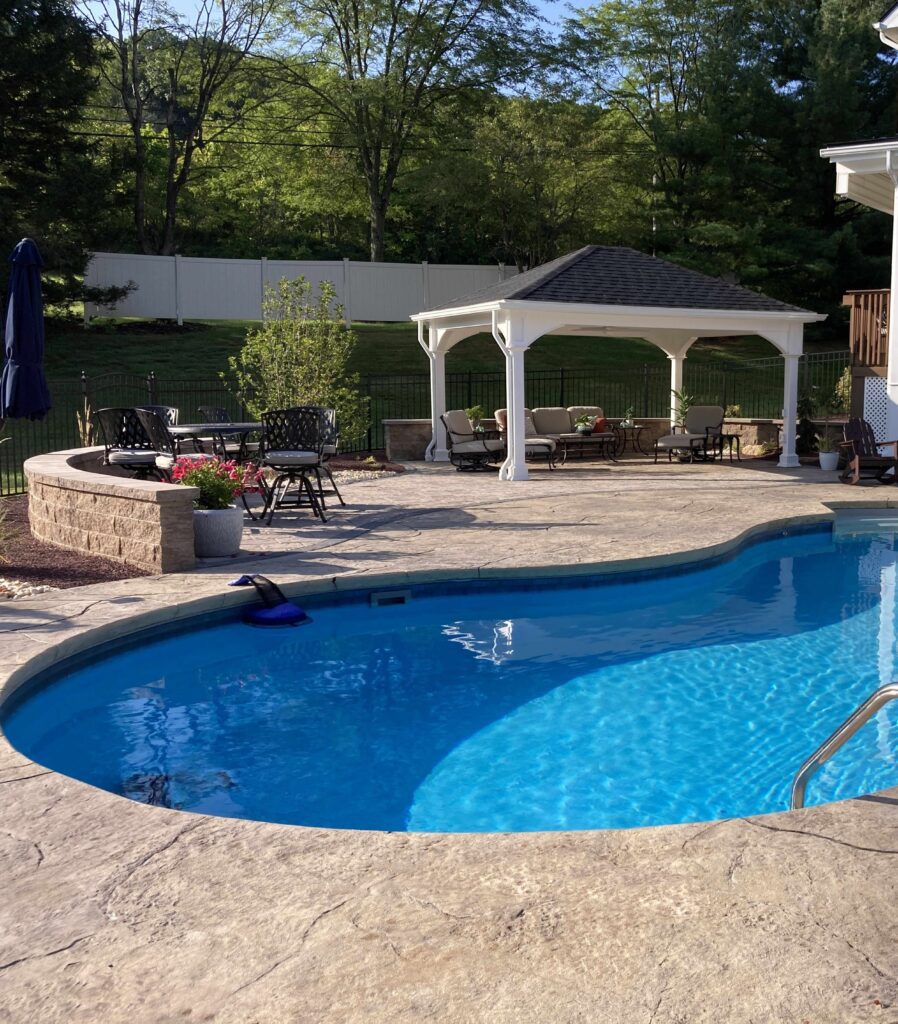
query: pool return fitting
228 574 311 627
791 682 898 809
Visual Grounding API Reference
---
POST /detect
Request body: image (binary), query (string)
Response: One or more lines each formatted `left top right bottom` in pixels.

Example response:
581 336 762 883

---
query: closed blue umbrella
1 238 51 421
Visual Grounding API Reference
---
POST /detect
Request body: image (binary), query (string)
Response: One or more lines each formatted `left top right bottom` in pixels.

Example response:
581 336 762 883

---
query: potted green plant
671 389 693 427
816 390 845 471
574 413 594 435
465 405 486 432
172 456 260 557
619 405 635 428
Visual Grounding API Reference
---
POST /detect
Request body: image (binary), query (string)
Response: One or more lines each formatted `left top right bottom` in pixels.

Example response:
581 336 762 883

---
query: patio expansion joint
0 934 94 973
740 815 898 856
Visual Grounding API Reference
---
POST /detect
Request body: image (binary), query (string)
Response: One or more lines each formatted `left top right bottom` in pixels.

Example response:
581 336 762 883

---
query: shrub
227 277 369 446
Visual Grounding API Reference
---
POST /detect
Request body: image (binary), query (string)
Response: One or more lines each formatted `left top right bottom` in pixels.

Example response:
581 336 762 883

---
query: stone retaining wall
25 448 199 573
383 416 785 461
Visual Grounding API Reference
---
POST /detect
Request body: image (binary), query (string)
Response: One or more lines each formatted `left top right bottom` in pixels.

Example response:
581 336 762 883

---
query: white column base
777 453 800 468
431 448 450 462
499 460 529 481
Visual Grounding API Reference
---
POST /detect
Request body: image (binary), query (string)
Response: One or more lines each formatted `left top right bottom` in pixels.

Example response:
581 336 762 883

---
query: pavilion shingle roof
428 245 811 315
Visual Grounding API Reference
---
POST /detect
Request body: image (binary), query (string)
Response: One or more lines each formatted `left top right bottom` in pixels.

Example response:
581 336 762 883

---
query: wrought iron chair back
135 407 177 457
137 404 179 426
94 407 153 453
261 407 326 457
198 406 232 424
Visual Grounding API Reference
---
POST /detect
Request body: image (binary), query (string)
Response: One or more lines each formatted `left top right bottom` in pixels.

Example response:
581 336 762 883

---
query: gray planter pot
818 451 840 472
193 504 244 557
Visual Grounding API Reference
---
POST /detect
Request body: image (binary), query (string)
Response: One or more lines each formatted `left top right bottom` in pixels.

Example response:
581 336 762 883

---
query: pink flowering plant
171 456 262 510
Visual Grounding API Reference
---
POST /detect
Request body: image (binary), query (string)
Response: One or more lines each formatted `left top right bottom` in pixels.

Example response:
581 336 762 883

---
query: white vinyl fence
84 252 519 323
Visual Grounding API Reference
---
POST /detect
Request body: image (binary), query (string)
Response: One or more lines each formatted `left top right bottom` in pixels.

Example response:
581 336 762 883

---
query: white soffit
821 141 898 216
875 3 898 48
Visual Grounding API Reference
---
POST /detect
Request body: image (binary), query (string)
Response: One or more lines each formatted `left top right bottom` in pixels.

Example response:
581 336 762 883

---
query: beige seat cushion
525 436 556 452
567 405 603 422
262 450 320 466
493 408 533 434
451 439 504 455
108 449 156 465
443 409 475 441
655 433 708 449
532 407 573 436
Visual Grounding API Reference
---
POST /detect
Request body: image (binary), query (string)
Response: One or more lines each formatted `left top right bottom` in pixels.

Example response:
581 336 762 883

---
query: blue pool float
228 574 311 626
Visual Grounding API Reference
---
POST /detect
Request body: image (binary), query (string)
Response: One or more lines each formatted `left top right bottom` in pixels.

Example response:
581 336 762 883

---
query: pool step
832 509 898 536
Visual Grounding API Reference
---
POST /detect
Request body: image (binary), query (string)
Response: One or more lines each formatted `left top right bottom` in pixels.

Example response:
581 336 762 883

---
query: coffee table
558 432 618 465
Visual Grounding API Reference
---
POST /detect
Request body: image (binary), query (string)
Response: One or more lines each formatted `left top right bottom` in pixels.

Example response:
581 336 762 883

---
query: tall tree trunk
133 132 150 254
369 198 387 262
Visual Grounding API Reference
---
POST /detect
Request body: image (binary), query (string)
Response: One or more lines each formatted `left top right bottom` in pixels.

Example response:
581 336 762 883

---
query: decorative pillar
499 346 528 481
419 322 449 462
779 353 800 468
428 347 449 462
668 354 685 428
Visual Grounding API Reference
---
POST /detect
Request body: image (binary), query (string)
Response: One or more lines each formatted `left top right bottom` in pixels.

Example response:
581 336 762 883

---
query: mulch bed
328 451 405 473
1 495 150 591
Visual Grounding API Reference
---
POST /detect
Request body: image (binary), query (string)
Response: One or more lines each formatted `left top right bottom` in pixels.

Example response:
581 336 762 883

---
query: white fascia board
820 141 898 171
414 298 823 327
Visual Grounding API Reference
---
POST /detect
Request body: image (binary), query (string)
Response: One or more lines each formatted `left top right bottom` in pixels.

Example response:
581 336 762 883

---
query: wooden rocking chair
839 418 898 485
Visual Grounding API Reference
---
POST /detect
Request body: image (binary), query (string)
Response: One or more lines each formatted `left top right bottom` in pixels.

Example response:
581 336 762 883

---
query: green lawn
47 318 845 382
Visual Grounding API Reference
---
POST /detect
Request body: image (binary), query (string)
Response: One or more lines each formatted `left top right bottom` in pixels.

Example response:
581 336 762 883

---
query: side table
613 424 650 457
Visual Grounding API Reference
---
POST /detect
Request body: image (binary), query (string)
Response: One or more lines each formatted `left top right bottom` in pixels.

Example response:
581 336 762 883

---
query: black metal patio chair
259 407 328 524
135 407 205 480
137 404 179 426
94 407 159 479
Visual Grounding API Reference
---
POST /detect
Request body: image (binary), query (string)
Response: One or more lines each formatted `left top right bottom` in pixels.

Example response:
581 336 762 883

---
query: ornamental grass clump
172 457 260 510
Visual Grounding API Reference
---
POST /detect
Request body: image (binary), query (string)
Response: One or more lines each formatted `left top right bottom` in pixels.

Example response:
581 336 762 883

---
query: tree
0 0 99 304
274 0 542 261
77 0 276 254
228 277 368 443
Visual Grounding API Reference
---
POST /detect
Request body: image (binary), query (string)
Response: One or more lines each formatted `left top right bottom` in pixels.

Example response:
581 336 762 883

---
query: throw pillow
593 416 609 434
524 416 538 437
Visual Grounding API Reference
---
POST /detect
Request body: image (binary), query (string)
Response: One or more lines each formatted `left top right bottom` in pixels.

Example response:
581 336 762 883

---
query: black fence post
146 371 158 404
467 371 473 410
642 364 650 418
559 367 566 407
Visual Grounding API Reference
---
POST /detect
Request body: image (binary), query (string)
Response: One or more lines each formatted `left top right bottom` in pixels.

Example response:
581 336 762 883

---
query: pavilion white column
779 353 800 468
499 345 529 481
427 347 449 462
887 167 898 439
668 354 685 428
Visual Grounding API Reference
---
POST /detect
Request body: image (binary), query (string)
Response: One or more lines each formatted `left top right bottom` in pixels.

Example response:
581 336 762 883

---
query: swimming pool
5 524 898 832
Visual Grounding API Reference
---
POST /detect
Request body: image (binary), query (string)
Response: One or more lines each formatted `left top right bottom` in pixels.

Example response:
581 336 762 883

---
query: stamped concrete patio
3 459 898 1023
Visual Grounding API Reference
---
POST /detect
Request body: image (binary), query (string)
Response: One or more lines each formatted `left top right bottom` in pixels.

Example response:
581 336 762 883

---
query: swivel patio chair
839 418 898 485
94 407 160 479
441 410 504 471
135 407 206 480
258 407 328 524
654 406 724 463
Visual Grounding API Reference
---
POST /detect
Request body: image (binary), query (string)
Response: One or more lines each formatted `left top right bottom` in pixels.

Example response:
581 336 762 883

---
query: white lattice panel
865 376 889 439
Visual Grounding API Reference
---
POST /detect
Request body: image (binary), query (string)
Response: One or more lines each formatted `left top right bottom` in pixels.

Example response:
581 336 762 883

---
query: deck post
779 352 801 468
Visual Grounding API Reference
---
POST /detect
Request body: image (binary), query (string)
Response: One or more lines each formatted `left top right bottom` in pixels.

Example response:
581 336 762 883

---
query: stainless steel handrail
791 683 898 809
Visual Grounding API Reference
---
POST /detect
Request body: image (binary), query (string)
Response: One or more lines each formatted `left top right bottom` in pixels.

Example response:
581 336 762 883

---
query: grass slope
47 318 843 382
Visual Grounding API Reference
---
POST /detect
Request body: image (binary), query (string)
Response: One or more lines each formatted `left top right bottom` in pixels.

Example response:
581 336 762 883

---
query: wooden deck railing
843 289 889 368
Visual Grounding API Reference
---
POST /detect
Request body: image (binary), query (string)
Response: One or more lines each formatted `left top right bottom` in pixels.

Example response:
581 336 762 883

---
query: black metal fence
0 351 849 496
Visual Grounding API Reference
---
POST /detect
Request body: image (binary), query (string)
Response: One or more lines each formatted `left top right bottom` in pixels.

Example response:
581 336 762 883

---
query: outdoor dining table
169 422 262 457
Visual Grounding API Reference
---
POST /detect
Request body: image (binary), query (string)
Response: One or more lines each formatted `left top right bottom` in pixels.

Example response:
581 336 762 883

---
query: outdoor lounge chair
654 406 724 463
441 410 504 471
839 417 898 485
494 408 557 468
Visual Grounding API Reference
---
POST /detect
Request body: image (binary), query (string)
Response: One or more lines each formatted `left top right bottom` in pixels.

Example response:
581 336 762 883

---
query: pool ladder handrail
791 682 898 810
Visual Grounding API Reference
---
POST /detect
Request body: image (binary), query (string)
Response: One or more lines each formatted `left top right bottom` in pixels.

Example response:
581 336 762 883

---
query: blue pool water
6 526 898 832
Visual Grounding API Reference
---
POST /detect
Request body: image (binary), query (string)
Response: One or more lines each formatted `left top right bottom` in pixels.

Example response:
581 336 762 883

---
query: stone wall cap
24 447 200 504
